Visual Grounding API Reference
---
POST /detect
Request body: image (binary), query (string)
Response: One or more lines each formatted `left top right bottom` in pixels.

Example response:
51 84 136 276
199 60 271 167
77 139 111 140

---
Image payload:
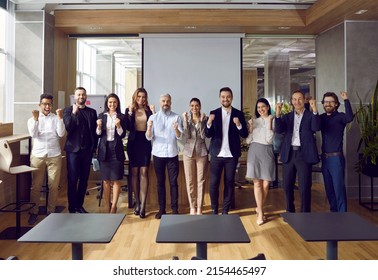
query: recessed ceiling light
355 9 368 15
278 26 291 30
184 26 197 29
89 26 103 30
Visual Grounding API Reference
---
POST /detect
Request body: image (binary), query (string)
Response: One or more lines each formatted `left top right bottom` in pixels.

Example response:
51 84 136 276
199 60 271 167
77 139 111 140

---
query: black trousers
282 149 312 213
153 155 179 211
209 156 238 213
66 149 93 213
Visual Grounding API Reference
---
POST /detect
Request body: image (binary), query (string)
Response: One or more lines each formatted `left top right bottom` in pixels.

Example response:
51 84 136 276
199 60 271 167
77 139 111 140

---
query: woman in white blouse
96 93 127 213
246 98 275 225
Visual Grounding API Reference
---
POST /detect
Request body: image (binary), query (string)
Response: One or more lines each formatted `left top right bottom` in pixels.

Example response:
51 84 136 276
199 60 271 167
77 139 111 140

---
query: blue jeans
321 155 347 212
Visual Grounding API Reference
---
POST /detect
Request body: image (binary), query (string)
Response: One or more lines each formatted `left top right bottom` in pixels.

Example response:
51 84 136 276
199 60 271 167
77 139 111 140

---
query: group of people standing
26 85 353 226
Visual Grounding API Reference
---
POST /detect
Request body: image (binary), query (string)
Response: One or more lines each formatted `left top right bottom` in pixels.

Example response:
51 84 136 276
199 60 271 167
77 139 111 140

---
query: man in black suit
205 87 248 215
63 87 98 213
275 90 320 213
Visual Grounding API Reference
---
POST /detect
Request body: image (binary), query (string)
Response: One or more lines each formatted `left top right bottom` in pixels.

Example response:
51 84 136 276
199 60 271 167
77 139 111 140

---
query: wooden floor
1 181 378 260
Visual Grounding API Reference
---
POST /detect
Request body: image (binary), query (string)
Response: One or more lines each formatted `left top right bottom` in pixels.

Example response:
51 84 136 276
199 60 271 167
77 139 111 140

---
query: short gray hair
160 93 171 100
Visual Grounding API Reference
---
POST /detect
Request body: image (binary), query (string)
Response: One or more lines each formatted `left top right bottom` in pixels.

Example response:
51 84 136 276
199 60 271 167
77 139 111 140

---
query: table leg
326 241 338 260
72 243 83 260
196 242 207 260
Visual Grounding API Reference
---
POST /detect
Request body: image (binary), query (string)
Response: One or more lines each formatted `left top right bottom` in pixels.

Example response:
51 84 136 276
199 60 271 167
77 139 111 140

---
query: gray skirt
246 142 275 181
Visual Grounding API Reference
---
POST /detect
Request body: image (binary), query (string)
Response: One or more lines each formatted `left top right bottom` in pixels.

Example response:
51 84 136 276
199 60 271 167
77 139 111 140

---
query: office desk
281 212 378 260
18 213 125 260
156 215 250 259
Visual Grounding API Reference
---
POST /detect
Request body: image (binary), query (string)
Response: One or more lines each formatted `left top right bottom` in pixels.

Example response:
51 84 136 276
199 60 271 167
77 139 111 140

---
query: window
76 40 97 93
0 7 7 122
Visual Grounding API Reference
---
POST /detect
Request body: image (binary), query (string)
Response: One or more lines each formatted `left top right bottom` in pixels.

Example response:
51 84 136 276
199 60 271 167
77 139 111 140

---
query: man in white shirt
27 93 66 225
146 94 183 219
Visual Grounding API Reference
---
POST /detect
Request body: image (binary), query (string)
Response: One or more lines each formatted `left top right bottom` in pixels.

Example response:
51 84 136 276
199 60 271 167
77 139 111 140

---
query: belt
322 152 343 158
291 146 301 151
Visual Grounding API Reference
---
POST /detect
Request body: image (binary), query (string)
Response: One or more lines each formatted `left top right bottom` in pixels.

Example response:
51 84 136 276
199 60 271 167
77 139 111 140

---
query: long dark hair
104 93 121 114
255 98 272 118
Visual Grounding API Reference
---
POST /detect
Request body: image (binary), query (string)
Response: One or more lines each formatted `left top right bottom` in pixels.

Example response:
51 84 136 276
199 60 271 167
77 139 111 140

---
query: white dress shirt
291 109 304 146
146 110 183 158
96 112 124 141
27 112 66 157
217 107 233 157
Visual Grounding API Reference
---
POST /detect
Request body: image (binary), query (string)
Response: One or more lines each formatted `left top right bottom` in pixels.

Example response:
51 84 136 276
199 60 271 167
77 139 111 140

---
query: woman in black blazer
125 88 154 218
96 93 127 213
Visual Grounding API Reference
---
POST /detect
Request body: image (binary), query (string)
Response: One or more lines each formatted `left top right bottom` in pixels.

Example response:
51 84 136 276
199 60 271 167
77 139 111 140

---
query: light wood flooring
1 182 378 260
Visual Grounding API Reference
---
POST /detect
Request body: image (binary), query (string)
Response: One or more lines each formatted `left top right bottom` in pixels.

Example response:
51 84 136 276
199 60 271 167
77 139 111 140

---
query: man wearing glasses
320 91 353 212
27 93 66 225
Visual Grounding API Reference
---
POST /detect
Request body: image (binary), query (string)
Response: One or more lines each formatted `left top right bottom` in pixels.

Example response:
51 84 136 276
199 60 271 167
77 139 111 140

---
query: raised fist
32 110 39 121
309 99 317 113
115 118 121 128
147 120 153 129
340 91 348 100
56 109 63 119
96 119 102 128
207 114 215 125
182 112 188 122
150 104 155 114
233 117 241 126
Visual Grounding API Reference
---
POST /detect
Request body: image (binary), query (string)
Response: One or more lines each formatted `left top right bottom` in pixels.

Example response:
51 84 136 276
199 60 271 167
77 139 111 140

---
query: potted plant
354 79 378 176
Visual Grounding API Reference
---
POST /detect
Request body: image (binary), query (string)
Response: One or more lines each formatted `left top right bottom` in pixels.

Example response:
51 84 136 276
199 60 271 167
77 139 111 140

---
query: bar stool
0 140 37 239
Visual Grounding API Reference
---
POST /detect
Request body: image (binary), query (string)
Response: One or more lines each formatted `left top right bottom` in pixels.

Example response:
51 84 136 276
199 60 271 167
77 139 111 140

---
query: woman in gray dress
246 98 275 225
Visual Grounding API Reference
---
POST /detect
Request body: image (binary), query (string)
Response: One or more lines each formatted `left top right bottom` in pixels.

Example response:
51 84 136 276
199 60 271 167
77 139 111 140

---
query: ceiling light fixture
184 26 197 29
278 26 291 30
355 9 368 15
89 26 103 30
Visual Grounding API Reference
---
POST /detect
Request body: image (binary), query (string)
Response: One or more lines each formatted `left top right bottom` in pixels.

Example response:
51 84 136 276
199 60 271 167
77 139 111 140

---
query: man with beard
146 94 183 219
320 91 353 212
205 87 248 215
275 90 320 213
63 87 97 213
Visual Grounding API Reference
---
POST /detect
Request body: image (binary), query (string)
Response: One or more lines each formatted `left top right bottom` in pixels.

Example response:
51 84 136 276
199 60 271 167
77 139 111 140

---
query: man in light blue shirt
146 94 183 219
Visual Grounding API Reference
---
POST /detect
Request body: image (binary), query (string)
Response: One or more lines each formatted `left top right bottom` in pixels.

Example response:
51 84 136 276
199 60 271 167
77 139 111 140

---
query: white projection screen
142 34 243 117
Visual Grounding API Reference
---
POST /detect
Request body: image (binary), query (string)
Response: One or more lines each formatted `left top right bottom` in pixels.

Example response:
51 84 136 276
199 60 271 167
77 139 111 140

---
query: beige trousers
183 153 208 209
30 154 62 214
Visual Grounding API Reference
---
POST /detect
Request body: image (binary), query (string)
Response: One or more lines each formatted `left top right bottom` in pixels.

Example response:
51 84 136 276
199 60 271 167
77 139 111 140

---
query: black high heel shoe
134 205 140 216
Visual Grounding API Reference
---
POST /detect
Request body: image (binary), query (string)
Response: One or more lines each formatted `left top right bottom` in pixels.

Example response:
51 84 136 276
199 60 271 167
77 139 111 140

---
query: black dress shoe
76 207 88 213
28 213 38 225
212 209 219 215
139 210 146 219
222 211 229 215
172 209 179 215
134 206 140 216
155 210 166 219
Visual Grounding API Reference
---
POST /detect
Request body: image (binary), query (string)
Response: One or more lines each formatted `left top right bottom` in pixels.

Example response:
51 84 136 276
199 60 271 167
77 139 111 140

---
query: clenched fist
32 110 39 121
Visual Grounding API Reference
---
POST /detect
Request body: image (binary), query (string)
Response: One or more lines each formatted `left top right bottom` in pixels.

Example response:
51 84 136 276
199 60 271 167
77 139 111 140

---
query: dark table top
156 214 250 244
18 213 125 244
281 212 378 242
